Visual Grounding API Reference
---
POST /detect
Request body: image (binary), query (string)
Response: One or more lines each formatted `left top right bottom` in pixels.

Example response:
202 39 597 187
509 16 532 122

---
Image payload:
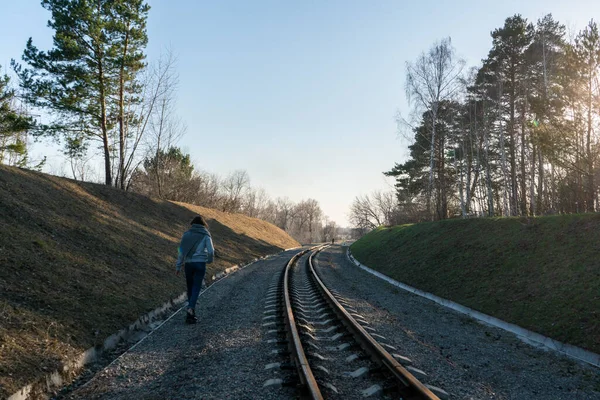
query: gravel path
66 250 303 400
315 245 600 400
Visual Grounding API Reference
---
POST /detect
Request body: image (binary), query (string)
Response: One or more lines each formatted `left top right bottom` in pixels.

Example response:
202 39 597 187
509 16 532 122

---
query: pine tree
0 66 32 166
480 16 533 215
526 14 566 214
130 146 198 202
574 20 600 212
14 0 150 186
109 0 149 189
387 101 462 220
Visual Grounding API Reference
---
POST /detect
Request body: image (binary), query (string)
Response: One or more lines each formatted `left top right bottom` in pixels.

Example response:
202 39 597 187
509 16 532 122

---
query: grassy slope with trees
350 15 600 234
0 165 299 398
350 215 600 354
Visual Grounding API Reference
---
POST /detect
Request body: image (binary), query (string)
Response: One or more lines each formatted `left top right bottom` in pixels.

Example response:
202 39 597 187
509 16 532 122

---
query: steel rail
283 247 324 400
308 248 440 400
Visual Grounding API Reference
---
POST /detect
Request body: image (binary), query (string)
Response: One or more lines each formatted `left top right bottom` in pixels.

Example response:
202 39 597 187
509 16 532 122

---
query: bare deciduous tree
141 51 186 195
120 51 183 191
275 197 295 230
243 187 271 218
68 152 95 182
349 190 400 232
259 200 279 225
405 37 465 219
195 171 221 209
287 199 325 243
221 170 250 212
304 199 322 243
349 194 383 230
322 219 338 242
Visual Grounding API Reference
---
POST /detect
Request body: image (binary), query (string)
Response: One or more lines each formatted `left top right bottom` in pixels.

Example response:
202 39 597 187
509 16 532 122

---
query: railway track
263 246 446 399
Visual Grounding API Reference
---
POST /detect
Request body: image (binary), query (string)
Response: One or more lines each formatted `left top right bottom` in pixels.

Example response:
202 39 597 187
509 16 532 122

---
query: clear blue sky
2 0 599 225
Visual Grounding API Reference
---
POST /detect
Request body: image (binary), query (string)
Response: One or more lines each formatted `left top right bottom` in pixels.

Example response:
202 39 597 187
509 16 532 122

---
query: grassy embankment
0 165 299 398
350 216 600 354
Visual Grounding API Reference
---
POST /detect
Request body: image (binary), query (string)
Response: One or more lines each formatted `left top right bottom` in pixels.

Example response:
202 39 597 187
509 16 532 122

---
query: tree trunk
587 76 595 212
520 103 527 215
509 79 518 216
94 0 111 186
530 142 536 215
499 96 510 217
537 148 544 213
466 102 474 214
576 125 582 213
459 141 466 217
468 109 481 212
465 144 472 213
484 100 494 216
118 25 131 190
428 107 437 221
439 135 447 219
97 55 111 185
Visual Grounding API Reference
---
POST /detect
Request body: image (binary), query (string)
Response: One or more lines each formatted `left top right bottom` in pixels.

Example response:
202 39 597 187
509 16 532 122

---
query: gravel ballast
63 244 600 399
315 245 600 400
288 253 387 399
66 250 303 400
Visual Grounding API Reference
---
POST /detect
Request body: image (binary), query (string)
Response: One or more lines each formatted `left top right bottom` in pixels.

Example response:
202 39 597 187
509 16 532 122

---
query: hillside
350 215 600 355
0 165 299 398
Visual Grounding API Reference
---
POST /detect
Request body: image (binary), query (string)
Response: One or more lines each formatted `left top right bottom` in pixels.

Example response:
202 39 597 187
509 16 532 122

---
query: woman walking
176 215 215 324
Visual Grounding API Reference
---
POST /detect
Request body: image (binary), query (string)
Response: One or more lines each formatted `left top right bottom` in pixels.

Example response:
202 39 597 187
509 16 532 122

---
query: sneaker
185 309 197 324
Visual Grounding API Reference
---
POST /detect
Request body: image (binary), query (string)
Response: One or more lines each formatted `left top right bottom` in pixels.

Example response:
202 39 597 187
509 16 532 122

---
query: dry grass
0 165 298 398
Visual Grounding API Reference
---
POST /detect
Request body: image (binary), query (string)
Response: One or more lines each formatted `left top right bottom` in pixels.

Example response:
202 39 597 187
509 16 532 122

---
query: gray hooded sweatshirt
176 224 215 271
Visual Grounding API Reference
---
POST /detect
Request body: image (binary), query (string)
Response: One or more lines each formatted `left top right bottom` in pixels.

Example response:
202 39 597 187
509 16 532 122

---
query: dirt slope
0 165 299 398
351 216 600 355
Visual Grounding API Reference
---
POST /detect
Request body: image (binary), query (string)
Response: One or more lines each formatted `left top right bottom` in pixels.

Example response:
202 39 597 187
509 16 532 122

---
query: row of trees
129 146 338 243
386 14 600 221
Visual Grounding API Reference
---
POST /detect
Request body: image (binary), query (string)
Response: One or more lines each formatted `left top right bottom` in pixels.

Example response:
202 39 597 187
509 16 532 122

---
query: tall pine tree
14 0 149 186
0 66 33 166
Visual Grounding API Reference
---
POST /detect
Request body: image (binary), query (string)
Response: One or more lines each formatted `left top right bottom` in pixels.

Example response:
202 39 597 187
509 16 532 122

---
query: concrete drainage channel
346 248 600 369
262 246 447 399
8 248 300 400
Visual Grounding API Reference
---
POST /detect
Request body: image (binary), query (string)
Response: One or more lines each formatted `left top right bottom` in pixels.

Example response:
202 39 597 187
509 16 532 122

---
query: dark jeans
185 262 206 310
